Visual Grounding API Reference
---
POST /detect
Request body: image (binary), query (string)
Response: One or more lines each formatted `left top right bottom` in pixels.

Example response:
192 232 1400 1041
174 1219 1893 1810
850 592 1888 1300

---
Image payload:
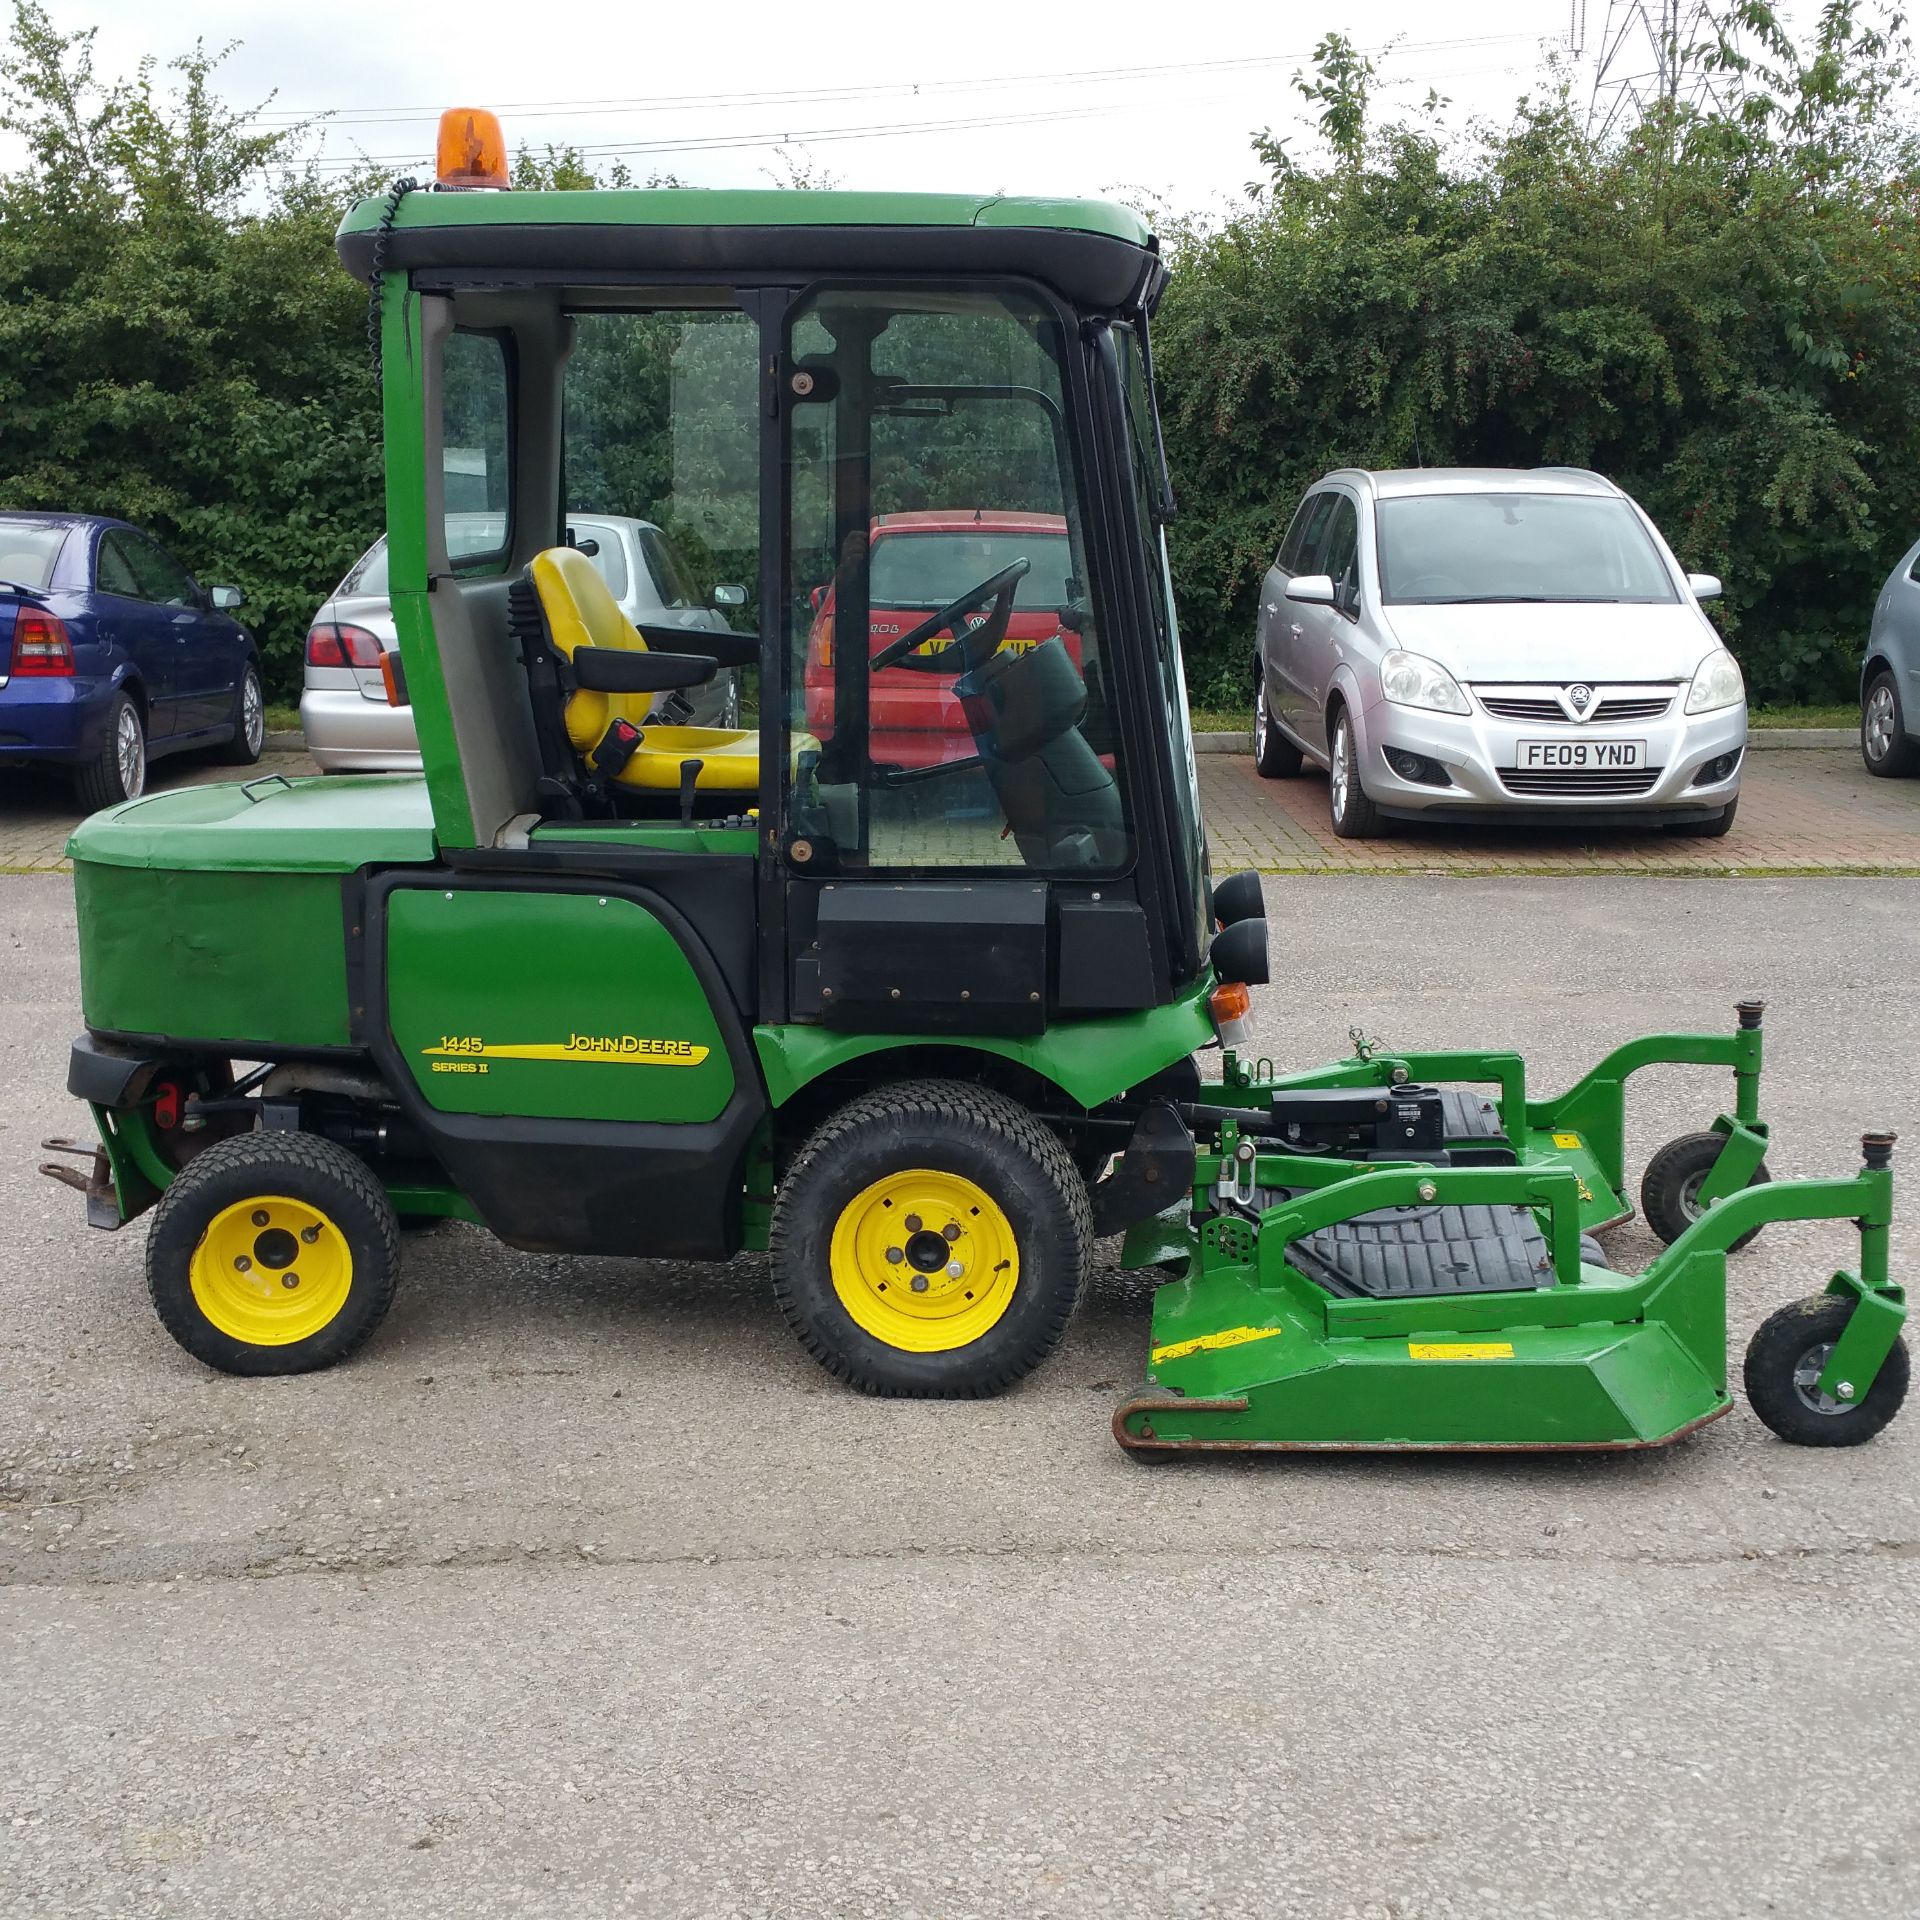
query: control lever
678 759 704 825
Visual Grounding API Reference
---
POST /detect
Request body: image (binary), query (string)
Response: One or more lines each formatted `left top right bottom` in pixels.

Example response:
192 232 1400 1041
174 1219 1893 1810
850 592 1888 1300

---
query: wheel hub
188 1194 353 1345
1791 1341 1849 1416
829 1169 1019 1352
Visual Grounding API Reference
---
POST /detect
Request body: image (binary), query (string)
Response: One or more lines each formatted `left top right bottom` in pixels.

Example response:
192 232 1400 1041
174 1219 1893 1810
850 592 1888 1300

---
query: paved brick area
4 743 1916 875
1204 747 1920 874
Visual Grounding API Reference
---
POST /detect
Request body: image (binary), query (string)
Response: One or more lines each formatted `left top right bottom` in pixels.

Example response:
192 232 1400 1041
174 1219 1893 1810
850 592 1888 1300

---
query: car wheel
72 693 146 811
1861 669 1920 778
1669 796 1738 838
1253 672 1303 778
217 662 265 765
1327 707 1382 839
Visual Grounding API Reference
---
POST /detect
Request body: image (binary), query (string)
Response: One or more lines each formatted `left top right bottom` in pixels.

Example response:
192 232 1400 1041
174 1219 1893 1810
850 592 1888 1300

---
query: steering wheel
869 558 1031 677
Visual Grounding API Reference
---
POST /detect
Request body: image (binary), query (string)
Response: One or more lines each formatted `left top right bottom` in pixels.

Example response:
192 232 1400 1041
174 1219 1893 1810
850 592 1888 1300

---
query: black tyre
1680 795 1738 838
1862 668 1920 779
145 1131 400 1376
1641 1130 1771 1251
73 692 145 811
217 661 265 765
1254 672 1303 778
1327 704 1383 839
770 1079 1092 1396
1743 1293 1909 1447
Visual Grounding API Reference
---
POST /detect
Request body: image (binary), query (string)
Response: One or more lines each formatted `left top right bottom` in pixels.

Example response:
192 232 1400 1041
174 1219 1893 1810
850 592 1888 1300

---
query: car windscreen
1376 493 1678 604
0 524 68 590
867 530 1074 610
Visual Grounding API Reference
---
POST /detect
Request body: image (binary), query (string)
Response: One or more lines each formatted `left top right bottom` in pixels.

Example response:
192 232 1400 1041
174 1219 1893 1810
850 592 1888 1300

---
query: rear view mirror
1687 572 1723 601
809 585 828 613
208 585 246 611
712 583 748 610
1286 573 1336 607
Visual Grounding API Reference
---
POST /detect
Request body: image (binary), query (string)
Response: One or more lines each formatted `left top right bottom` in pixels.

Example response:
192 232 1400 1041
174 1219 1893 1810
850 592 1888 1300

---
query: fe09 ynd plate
1517 737 1646 771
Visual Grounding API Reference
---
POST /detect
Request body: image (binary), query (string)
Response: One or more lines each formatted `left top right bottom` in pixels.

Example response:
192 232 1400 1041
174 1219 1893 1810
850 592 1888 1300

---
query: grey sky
18 0 1622 212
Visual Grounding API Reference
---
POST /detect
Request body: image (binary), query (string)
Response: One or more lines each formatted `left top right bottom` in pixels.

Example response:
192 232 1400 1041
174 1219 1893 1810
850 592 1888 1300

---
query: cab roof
336 187 1163 312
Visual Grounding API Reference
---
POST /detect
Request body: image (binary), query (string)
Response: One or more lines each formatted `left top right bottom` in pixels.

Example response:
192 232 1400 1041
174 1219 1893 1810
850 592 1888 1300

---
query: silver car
1252 468 1749 838
1860 537 1920 778
301 513 743 773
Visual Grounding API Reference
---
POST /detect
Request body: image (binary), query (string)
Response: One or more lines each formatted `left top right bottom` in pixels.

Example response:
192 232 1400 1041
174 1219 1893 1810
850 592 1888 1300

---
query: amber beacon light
436 107 509 190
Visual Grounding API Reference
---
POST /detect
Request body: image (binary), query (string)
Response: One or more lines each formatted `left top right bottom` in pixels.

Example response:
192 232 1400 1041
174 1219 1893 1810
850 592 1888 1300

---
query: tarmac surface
5 870 1920 1917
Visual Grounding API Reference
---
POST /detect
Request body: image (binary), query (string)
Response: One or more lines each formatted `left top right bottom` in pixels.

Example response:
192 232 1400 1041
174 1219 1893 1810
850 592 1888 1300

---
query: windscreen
868 530 1074 609
0 524 67 590
1376 492 1677 605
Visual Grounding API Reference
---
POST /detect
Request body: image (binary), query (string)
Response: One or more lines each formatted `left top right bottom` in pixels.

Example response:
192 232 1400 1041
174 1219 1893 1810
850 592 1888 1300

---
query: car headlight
1379 650 1470 715
1684 648 1745 715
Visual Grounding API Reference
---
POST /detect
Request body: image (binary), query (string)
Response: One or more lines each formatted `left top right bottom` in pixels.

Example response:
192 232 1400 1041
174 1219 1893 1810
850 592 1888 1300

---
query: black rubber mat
1289 1200 1553 1298
1438 1089 1508 1143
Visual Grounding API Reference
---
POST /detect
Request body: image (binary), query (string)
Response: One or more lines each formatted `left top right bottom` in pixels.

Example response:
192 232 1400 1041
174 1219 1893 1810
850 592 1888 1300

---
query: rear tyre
1744 1294 1909 1446
145 1131 400 1376
72 693 145 811
1641 1130 1771 1251
1253 673 1303 778
771 1079 1092 1397
1862 669 1920 779
217 662 265 765
1327 706 1382 839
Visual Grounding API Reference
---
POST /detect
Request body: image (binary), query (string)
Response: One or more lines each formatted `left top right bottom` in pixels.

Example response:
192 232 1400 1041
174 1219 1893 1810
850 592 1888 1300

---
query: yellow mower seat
528 545 759 793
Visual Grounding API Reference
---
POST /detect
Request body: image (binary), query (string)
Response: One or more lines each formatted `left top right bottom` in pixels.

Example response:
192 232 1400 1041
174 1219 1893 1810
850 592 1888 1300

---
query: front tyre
1641 1130 1771 1250
145 1131 400 1375
218 661 266 765
73 692 146 811
1254 673 1303 778
1744 1294 1909 1446
1862 669 1920 779
770 1080 1092 1396
1327 706 1383 839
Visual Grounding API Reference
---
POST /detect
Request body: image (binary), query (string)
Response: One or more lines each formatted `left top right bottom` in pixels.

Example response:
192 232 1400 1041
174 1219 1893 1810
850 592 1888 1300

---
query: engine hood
1379 601 1722 684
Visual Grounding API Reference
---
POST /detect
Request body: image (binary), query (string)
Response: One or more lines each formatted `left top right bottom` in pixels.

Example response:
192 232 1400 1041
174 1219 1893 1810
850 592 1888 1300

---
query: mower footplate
1290 1198 1553 1299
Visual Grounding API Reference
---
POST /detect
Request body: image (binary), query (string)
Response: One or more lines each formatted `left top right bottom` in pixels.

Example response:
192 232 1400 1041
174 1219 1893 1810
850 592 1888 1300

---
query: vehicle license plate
1517 738 1646 771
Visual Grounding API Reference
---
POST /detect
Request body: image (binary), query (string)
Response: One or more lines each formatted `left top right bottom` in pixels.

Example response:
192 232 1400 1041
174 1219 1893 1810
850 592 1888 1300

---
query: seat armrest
573 646 716 693
636 626 758 668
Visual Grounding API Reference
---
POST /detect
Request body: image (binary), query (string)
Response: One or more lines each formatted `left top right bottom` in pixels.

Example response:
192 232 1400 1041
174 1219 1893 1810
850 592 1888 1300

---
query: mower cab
46 115 1908 1455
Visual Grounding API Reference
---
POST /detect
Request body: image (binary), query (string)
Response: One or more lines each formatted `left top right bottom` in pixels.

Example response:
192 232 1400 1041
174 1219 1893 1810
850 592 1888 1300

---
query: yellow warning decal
1552 1132 1582 1149
1152 1325 1284 1366
1409 1340 1515 1360
423 1034 710 1067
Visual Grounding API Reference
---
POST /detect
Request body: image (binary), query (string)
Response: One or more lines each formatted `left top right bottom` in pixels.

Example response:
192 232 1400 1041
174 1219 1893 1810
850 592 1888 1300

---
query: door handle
1265 603 1278 614
1289 624 1304 639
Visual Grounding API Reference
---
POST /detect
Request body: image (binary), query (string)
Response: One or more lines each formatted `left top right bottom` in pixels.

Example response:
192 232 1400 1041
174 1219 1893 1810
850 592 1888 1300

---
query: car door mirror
1285 573 1336 607
711 583 748 610
1687 572 1722 601
208 585 246 611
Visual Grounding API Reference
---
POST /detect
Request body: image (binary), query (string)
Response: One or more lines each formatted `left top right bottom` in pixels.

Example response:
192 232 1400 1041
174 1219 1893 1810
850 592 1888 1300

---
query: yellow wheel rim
187 1194 354 1347
829 1168 1020 1353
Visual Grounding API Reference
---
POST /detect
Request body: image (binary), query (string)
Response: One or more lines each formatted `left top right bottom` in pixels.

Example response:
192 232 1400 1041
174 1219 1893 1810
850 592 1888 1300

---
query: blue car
0 512 264 808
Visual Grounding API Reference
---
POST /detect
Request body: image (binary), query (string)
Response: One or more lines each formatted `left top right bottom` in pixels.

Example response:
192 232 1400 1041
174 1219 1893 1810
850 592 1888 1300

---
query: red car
804 511 1079 768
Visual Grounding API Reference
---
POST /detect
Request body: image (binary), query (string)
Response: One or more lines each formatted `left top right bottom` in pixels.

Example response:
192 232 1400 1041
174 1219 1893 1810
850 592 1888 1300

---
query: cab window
441 331 512 570
785 287 1129 876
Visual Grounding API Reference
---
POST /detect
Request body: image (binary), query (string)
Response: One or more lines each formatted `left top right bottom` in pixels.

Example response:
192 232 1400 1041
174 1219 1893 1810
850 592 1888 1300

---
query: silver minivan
1252 468 1748 838
301 513 742 773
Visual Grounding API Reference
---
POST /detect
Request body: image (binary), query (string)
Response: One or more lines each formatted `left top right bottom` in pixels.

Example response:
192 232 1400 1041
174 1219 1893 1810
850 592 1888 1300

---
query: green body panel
74 861 353 1049
753 976 1216 1112
533 824 759 858
385 887 737 1123
338 187 1152 251
66 774 437 873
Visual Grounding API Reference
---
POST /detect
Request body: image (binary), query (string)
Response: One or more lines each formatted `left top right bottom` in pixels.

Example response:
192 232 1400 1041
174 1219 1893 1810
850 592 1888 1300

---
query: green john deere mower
43 112 1908 1455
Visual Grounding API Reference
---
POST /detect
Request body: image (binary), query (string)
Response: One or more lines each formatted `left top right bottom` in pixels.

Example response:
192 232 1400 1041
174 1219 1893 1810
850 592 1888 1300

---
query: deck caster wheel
1744 1294 1909 1446
1641 1131 1771 1251
145 1132 400 1376
1123 1445 1179 1466
771 1079 1092 1397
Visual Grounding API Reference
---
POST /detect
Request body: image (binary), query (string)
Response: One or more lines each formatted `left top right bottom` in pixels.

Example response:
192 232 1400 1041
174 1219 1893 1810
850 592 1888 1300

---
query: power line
258 31 1540 130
